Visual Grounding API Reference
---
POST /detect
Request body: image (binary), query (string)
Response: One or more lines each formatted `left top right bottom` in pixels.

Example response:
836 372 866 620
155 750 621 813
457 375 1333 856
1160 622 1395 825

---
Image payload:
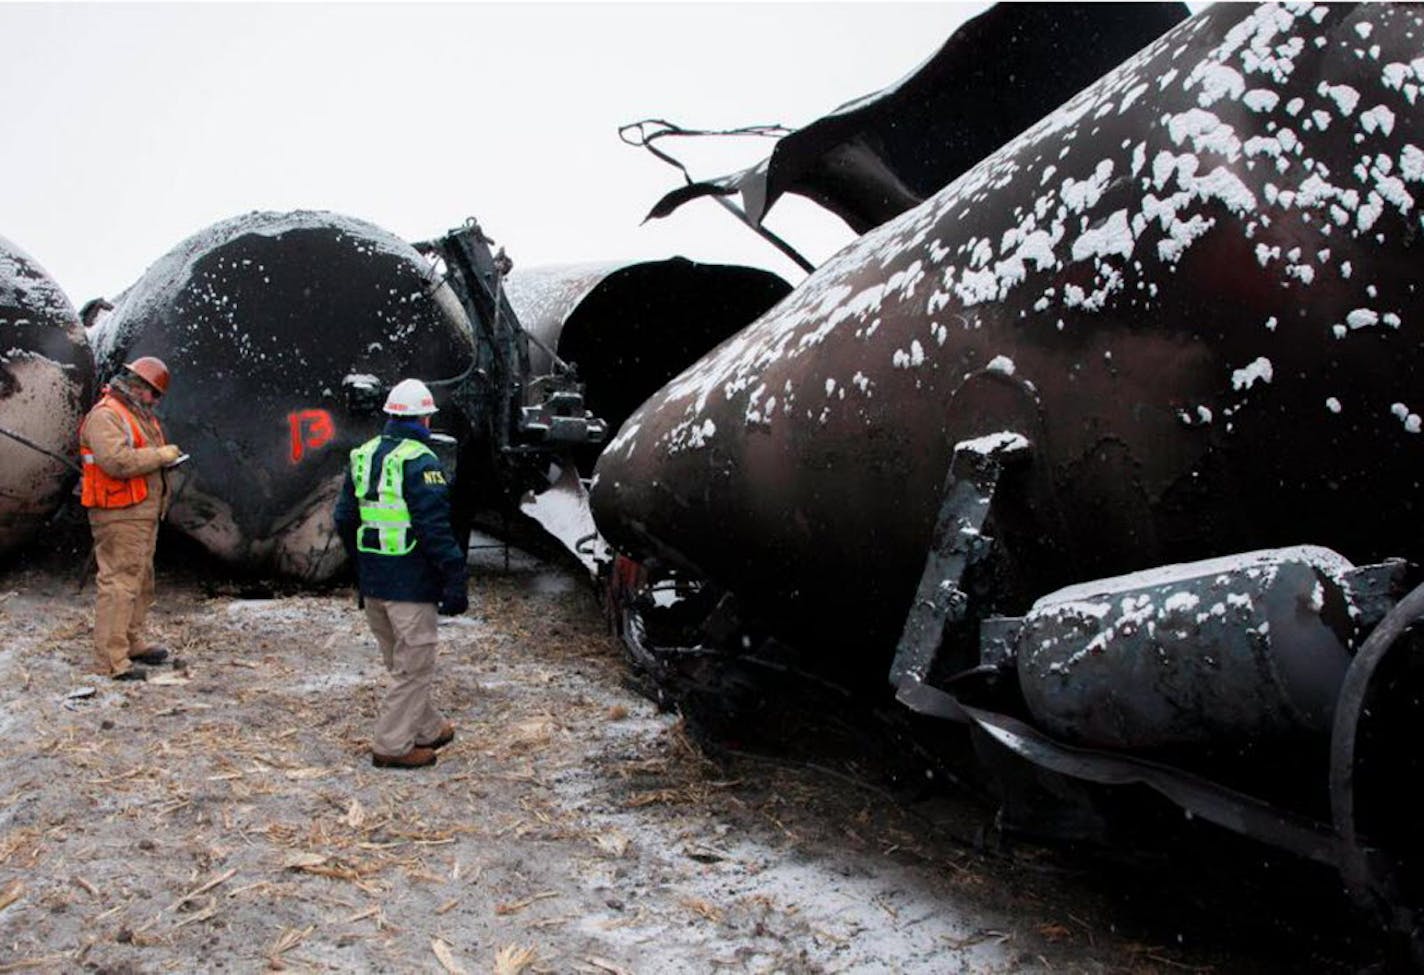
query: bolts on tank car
518 383 608 447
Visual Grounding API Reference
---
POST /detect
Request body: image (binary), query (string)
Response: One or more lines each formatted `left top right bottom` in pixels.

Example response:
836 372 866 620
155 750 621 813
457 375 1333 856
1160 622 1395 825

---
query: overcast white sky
0 2 987 305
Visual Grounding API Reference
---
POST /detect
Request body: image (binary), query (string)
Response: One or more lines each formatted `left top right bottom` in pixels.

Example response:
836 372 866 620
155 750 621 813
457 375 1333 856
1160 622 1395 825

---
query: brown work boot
112 665 149 682
416 722 455 751
371 746 437 769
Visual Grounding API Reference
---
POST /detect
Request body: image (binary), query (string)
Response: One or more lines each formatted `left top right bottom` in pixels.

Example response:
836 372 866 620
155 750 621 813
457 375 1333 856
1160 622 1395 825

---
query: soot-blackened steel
593 2 1424 669
93 211 475 581
1015 547 1358 750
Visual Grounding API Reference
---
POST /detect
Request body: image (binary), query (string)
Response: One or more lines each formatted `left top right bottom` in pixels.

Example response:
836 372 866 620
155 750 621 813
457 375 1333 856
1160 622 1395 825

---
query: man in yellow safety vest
333 378 468 769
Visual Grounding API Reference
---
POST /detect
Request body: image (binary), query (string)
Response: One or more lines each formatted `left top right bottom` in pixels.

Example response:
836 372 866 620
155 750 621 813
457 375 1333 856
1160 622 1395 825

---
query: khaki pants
364 598 447 756
90 516 159 677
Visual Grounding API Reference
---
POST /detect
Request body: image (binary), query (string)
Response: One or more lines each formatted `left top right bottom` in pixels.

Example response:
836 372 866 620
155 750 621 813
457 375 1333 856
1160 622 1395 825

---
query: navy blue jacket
333 419 467 603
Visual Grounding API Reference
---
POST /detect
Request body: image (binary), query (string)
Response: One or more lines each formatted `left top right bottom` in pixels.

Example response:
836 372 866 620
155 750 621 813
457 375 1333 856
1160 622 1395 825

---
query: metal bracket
963 703 1344 868
890 432 1029 710
1339 558 1413 633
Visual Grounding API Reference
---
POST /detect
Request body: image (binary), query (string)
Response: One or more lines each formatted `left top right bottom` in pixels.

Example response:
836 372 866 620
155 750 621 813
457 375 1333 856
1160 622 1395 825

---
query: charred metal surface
505 259 789 473
93 211 474 581
0 234 93 558
960 703 1345 868
976 616 1022 672
1340 558 1414 631
645 3 1188 234
595 1 1424 670
599 2 1424 947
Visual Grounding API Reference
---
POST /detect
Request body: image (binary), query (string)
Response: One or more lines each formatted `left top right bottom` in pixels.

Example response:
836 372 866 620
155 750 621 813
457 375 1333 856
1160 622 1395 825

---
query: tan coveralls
79 393 170 677
363 598 447 756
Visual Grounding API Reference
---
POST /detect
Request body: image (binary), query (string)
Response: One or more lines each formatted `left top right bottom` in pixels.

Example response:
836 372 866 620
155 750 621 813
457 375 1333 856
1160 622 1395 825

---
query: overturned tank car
0 234 93 558
595 0 1424 953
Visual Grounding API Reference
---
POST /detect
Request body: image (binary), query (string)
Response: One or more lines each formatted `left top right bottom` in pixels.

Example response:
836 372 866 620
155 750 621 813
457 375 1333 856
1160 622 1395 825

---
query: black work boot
130 645 170 666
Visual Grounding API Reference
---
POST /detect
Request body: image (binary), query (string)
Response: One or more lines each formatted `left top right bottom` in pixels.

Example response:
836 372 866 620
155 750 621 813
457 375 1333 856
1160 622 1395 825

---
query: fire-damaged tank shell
92 211 473 580
647 3 1189 235
504 259 790 471
593 3 1424 661
0 235 93 557
1017 546 1356 750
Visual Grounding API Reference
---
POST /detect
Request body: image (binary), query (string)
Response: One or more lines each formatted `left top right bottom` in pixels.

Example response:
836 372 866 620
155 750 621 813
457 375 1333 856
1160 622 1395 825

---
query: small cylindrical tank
1016 546 1357 750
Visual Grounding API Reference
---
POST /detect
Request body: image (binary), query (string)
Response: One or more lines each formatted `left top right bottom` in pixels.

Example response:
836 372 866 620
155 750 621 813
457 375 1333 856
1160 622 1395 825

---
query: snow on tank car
596 1 1424 655
592 0 1424 954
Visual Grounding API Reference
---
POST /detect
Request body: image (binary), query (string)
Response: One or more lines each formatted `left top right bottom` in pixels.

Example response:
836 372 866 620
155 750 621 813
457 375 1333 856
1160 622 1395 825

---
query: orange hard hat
123 356 171 395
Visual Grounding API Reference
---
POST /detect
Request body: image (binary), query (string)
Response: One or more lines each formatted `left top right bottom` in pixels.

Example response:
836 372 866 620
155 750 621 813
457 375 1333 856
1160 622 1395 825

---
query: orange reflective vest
79 393 158 509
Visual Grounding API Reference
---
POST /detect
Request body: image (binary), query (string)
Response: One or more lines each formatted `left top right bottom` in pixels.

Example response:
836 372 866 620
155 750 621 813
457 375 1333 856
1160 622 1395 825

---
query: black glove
438 581 468 617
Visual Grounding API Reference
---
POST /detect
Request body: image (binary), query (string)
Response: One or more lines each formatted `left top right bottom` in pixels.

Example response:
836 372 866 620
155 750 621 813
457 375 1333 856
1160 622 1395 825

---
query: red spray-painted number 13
288 409 335 463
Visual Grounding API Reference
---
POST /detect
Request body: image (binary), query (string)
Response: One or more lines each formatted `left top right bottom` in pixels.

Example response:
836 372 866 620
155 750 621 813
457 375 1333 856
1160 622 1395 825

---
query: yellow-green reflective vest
349 437 438 556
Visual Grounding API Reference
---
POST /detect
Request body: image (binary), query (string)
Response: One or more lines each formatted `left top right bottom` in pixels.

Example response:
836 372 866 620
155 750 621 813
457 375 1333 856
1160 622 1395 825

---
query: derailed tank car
593 0 1424 953
0 234 94 558
92 211 478 581
504 260 790 569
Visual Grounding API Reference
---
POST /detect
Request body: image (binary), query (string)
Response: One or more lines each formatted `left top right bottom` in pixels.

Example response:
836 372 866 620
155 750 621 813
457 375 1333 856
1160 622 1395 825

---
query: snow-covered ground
0 545 1374 972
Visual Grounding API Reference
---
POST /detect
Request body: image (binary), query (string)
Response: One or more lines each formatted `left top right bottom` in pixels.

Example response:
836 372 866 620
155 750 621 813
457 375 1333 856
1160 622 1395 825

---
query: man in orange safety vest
78 356 184 681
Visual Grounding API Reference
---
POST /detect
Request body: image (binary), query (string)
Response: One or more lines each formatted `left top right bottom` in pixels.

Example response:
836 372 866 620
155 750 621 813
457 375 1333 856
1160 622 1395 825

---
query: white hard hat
383 378 438 416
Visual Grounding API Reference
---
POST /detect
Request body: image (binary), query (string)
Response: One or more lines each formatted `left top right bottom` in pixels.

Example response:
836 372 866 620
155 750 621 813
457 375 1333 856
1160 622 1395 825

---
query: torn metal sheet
92 211 475 581
518 463 608 576
643 3 1188 234
0 234 94 559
